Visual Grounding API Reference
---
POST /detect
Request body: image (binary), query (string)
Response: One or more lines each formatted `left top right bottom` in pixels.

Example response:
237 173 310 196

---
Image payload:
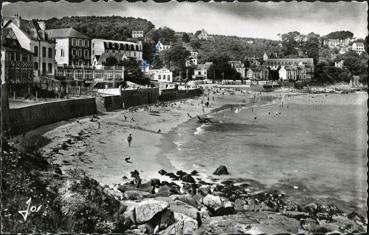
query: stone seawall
96 88 160 112
159 88 203 102
9 98 97 135
9 88 203 135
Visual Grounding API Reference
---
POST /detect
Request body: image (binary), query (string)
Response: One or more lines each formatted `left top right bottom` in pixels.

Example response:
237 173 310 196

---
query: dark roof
46 28 90 39
6 18 54 42
1 45 33 54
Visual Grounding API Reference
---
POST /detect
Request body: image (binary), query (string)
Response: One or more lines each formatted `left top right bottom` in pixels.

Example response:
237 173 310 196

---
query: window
61 49 65 57
158 75 161 80
72 49 76 56
10 52 15 61
79 39 83 47
34 46 38 57
34 62 39 70
78 49 82 57
22 54 27 62
85 40 89 47
48 48 52 58
42 47 46 57
15 52 20 61
72 39 76 46
48 63 52 73
42 63 46 74
84 49 89 57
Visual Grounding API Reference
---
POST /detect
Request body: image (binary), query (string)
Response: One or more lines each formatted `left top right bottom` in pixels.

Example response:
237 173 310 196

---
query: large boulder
174 212 199 234
124 190 152 200
156 196 200 220
134 199 170 224
213 165 229 175
181 174 195 183
202 194 234 216
170 194 198 208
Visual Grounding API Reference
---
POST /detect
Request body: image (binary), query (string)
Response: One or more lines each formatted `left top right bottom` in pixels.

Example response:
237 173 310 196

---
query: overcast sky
2 1 368 40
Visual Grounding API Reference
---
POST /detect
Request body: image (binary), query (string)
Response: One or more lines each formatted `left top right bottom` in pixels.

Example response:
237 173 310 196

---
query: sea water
160 92 367 214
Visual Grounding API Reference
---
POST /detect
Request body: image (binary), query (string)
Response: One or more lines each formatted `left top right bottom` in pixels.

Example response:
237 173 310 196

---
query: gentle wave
194 124 209 135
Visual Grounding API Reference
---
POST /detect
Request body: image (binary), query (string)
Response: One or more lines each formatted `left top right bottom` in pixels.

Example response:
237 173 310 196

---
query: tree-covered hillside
189 35 283 63
45 16 155 41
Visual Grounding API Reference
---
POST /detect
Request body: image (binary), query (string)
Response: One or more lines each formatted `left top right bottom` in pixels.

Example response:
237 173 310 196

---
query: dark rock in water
176 170 187 178
54 167 63 175
158 169 167 175
190 170 199 176
347 211 366 224
303 202 318 214
165 172 179 180
213 165 229 175
182 174 196 183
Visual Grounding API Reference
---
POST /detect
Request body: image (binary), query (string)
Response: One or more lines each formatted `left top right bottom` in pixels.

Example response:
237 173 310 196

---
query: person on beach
127 134 133 147
131 117 135 122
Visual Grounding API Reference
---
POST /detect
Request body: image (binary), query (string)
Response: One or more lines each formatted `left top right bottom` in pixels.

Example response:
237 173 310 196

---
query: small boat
197 116 213 123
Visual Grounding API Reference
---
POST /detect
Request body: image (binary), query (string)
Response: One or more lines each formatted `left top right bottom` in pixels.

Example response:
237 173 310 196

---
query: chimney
12 14 21 27
38 21 46 31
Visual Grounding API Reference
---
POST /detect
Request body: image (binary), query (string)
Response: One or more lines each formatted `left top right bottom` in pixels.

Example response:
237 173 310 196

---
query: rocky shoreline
3 140 366 234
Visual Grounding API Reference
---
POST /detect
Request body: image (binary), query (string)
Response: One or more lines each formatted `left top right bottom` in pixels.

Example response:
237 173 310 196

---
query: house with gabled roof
4 15 57 82
46 28 91 66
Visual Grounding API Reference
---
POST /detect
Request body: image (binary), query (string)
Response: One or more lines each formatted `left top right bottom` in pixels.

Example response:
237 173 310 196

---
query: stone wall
9 88 203 134
96 88 160 112
159 88 203 102
9 98 97 135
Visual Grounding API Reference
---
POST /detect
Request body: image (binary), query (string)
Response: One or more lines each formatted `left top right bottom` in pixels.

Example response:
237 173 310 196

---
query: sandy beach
15 88 367 215
17 90 252 186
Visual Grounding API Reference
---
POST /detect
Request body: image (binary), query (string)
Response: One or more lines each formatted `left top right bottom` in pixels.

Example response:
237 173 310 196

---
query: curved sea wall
9 88 203 135
9 98 97 135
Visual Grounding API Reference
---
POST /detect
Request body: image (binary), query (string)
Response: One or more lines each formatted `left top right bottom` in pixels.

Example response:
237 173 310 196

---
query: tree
142 41 156 64
182 33 190 43
190 40 201 50
162 45 190 78
303 33 320 65
207 55 241 80
281 31 303 56
120 58 146 84
325 31 353 40
151 55 164 69
146 27 176 44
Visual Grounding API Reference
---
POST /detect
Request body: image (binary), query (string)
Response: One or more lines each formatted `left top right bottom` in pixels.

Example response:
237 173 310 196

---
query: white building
323 38 351 48
132 30 144 38
352 42 365 55
278 66 287 80
186 51 198 66
196 29 212 40
148 68 173 83
91 39 143 64
155 41 171 52
193 62 213 79
334 60 344 68
5 15 57 82
46 28 91 66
